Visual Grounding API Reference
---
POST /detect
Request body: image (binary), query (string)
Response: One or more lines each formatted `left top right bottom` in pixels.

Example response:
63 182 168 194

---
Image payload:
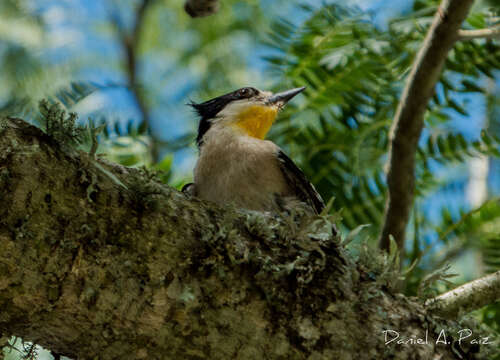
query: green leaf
155 154 173 172
460 79 484 93
447 99 468 116
342 223 371 246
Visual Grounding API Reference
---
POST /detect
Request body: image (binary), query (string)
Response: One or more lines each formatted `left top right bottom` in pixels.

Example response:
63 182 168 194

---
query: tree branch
112 0 160 163
379 0 475 251
111 0 220 162
426 270 500 318
457 26 500 41
0 117 475 360
184 0 219 18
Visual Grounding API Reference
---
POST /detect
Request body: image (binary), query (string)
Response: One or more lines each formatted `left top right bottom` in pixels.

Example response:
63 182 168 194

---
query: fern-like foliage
264 1 500 242
38 99 84 147
419 131 500 163
54 81 123 109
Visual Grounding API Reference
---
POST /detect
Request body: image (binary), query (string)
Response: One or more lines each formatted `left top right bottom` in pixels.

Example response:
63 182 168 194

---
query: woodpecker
185 86 324 215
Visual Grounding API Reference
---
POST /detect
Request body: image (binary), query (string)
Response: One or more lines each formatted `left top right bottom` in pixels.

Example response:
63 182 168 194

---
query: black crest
189 87 259 146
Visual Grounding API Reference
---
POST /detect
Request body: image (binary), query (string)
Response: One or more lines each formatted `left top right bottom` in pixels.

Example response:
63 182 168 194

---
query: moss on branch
0 117 495 359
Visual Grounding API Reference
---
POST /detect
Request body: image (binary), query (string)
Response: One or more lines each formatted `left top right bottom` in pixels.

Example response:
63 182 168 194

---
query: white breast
193 125 288 211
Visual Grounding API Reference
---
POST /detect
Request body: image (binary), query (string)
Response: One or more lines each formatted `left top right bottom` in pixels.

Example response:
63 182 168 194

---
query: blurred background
0 0 499 358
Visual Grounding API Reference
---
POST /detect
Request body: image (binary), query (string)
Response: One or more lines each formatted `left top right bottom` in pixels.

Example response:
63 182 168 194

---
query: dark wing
276 150 325 214
181 182 196 196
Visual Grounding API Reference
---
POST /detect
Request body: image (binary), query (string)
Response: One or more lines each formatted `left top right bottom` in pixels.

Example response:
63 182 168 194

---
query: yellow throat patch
234 105 278 139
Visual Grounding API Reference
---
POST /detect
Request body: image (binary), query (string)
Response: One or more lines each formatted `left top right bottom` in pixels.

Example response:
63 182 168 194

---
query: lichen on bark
0 117 495 359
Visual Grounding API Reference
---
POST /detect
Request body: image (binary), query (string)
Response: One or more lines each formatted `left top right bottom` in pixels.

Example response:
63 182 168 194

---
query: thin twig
379 0 475 251
425 270 500 318
457 26 500 41
127 0 160 162
438 197 500 244
111 0 160 163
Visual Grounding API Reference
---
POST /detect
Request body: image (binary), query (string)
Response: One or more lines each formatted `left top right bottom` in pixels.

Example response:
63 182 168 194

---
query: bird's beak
267 87 306 106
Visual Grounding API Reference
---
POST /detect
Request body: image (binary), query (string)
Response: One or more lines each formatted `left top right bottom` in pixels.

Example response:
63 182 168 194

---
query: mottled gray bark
426 271 500 319
0 118 493 359
457 26 500 41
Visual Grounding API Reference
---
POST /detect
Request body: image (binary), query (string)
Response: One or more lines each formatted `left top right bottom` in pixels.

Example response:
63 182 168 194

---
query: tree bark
0 118 493 359
426 270 500 319
457 26 500 41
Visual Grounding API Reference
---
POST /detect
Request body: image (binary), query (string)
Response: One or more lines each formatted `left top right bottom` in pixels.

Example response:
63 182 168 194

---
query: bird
184 86 324 215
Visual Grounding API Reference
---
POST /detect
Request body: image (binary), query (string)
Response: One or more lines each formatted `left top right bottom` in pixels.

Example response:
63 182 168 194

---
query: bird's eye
239 88 250 97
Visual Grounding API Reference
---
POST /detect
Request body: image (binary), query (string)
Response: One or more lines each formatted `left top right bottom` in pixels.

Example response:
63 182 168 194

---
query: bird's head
189 86 305 146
